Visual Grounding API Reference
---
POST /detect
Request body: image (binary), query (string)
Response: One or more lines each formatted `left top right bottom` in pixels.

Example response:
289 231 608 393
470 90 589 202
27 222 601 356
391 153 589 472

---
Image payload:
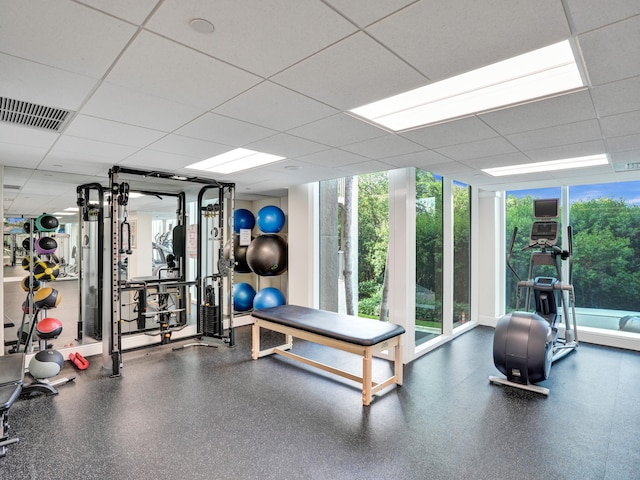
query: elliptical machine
489 198 578 395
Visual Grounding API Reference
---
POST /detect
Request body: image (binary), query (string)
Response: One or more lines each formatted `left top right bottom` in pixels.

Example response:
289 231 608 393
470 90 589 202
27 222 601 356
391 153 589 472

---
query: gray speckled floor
1 325 639 480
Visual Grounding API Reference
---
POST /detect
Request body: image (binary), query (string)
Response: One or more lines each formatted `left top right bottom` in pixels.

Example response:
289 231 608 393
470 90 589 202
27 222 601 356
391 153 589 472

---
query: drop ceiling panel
213 81 338 132
400 117 499 149
176 113 277 146
297 149 369 169
341 134 424 159
479 91 597 135
146 0 357 77
380 150 450 169
46 136 139 165
287 114 386 148
119 150 200 171
565 0 640 34
0 54 97 111
272 32 428 110
367 0 570 80
77 0 160 24
435 137 518 162
579 15 640 86
590 75 640 118
146 134 230 159
506 119 602 151
324 0 417 27
0 142 48 169
600 111 640 139
246 134 329 159
64 115 166 148
105 31 262 109
523 139 606 162
607 134 640 153
0 1 137 78
0 124 59 149
80 82 207 132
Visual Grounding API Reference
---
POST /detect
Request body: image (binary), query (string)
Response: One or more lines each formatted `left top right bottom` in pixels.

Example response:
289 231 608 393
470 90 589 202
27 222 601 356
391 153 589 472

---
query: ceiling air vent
0 96 72 132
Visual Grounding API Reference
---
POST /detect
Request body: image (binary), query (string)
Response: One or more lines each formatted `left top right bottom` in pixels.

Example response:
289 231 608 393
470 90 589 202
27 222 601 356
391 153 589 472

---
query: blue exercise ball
253 287 286 310
234 208 255 233
232 282 256 312
256 205 285 233
246 234 287 276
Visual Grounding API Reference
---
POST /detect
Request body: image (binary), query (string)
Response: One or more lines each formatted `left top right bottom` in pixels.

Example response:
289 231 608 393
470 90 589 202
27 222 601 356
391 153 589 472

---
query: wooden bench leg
362 348 372 406
395 337 403 386
251 321 260 360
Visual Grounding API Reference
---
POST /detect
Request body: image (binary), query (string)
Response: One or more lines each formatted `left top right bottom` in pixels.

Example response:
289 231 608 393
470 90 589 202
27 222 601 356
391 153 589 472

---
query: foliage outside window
416 170 443 344
453 181 471 328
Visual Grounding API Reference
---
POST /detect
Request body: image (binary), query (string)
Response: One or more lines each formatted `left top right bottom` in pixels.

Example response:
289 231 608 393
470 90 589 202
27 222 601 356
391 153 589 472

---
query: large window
415 170 443 345
569 182 640 332
505 182 640 335
453 181 471 328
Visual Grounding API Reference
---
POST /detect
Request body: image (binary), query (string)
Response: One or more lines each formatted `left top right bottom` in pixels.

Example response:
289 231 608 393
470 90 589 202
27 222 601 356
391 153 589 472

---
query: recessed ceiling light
350 40 585 132
186 148 285 174
482 154 609 177
190 18 215 34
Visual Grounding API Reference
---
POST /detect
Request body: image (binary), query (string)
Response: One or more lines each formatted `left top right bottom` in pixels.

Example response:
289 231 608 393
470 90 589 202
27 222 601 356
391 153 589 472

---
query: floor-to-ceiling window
415 170 443 345
453 181 471 328
505 182 640 337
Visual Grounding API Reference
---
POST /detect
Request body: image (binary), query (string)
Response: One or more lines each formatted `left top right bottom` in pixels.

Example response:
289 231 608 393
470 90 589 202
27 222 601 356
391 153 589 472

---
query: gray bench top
252 305 405 346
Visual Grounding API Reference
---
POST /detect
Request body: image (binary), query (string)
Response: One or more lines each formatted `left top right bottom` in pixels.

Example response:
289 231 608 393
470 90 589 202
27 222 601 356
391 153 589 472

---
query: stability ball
35 213 59 232
253 287 286 310
246 234 288 276
37 317 63 340
256 205 285 233
35 236 57 255
223 236 253 274
233 282 256 312
21 275 41 292
33 261 59 281
29 350 64 380
234 208 255 233
34 287 62 309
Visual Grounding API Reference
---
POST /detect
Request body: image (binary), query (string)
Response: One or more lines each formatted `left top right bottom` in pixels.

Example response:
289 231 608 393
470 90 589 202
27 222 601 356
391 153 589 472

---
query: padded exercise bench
0 354 25 457
251 305 405 406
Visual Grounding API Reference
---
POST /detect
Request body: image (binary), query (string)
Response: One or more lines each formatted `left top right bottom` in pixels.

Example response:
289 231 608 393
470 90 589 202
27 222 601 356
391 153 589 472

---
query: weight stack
200 304 223 337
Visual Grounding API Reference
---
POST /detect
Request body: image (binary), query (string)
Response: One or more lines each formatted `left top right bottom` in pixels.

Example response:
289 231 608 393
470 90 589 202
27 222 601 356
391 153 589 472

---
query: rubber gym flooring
1 324 639 479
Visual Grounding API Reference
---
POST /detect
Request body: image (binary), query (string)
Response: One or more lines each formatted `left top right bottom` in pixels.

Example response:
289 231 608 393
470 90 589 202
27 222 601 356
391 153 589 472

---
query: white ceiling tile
479 91 597 135
579 15 640 86
46 136 139 165
214 81 337 132
287 114 386 147
341 134 423 159
591 76 640 118
324 0 416 27
106 31 262 109
77 0 160 24
506 119 602 151
401 117 499 149
600 111 640 138
146 135 230 159
367 0 570 80
459 152 532 169
64 115 167 148
0 142 48 169
176 113 277 146
246 134 329 159
0 0 137 77
435 137 518 162
36 157 110 176
297 149 369 168
607 134 640 153
0 54 98 111
146 0 357 77
523 140 606 161
0 124 58 149
380 150 450 169
339 160 392 175
565 0 640 34
272 32 427 110
120 150 199 170
80 82 207 132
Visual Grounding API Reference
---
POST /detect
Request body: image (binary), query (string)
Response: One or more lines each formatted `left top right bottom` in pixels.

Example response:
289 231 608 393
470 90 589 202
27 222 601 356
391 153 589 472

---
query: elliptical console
489 198 578 395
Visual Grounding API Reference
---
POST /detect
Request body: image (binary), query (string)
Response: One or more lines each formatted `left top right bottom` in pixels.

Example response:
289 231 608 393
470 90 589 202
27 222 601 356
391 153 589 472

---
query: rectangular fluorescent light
482 154 609 177
350 40 584 131
186 148 285 174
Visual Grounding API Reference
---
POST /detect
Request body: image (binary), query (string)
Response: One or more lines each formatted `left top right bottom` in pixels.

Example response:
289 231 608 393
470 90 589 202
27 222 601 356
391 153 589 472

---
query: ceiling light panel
482 154 609 177
186 148 285 174
350 40 585 131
